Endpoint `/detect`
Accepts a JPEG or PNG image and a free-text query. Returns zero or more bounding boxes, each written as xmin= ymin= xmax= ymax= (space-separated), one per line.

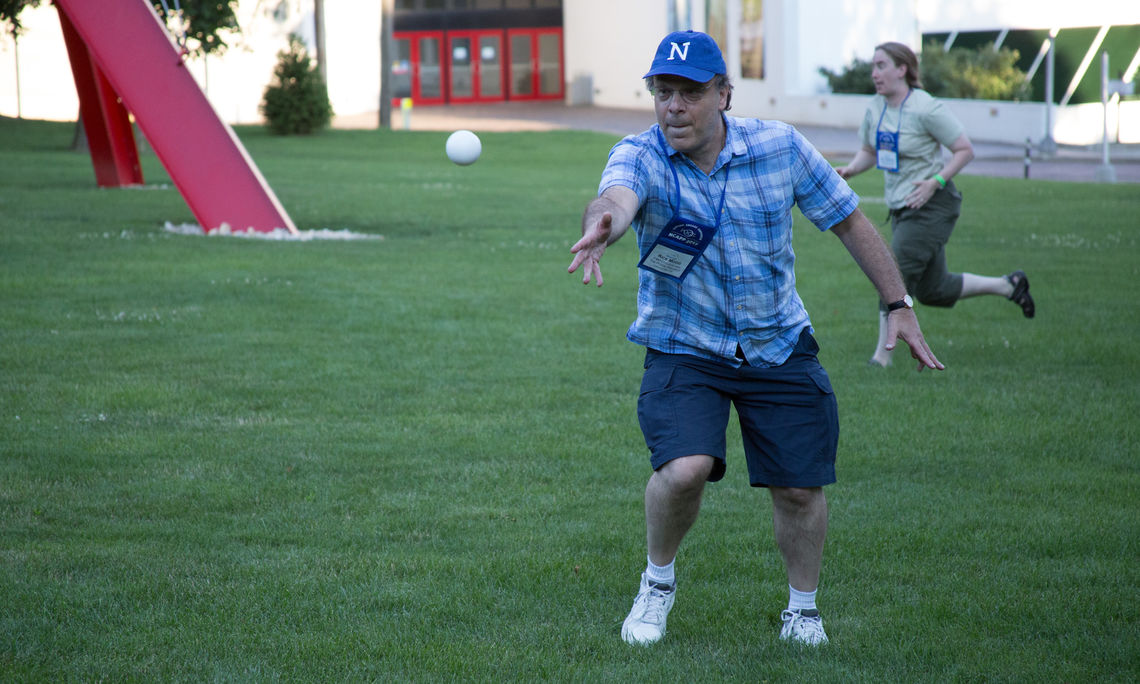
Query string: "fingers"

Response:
xmin=567 ymin=251 xmax=604 ymax=286
xmin=885 ymin=311 xmax=944 ymax=371
xmin=901 ymin=330 xmax=944 ymax=371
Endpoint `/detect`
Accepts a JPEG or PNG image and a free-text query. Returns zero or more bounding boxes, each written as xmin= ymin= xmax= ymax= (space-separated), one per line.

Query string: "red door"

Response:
xmin=395 ymin=28 xmax=562 ymax=105
xmin=447 ymin=30 xmax=506 ymax=104
xmin=507 ymin=28 xmax=563 ymax=101
xmin=393 ymin=31 xmax=446 ymax=106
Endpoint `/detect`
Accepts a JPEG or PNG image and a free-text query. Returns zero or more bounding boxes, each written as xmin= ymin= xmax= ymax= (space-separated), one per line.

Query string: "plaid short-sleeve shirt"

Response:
xmin=599 ymin=116 xmax=859 ymax=367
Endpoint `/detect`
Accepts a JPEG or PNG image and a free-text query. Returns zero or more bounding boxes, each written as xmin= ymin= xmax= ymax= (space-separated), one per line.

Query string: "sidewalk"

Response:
xmin=335 ymin=102 xmax=1140 ymax=184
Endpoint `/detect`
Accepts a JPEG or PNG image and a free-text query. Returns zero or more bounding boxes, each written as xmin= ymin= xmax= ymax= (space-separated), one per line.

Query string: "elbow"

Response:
xmin=958 ymin=143 xmax=976 ymax=165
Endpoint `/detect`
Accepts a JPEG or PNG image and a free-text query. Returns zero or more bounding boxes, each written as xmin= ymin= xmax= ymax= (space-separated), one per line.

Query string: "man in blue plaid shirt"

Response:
xmin=568 ymin=31 xmax=943 ymax=647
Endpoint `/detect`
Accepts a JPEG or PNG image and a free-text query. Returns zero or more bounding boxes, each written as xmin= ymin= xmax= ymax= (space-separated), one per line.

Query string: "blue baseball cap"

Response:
xmin=643 ymin=31 xmax=726 ymax=82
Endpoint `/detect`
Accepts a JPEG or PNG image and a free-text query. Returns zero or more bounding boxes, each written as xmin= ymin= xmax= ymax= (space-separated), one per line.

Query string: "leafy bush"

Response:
xmin=260 ymin=35 xmax=333 ymax=135
xmin=921 ymin=41 xmax=1030 ymax=100
xmin=819 ymin=42 xmax=1030 ymax=100
xmin=819 ymin=57 xmax=875 ymax=95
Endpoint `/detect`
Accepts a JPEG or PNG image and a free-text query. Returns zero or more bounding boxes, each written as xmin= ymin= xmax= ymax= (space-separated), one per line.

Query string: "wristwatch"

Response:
xmin=886 ymin=294 xmax=914 ymax=312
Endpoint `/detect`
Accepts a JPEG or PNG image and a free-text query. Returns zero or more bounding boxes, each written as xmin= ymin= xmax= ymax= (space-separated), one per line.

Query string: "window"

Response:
xmin=669 ymin=0 xmax=692 ymax=32
xmin=740 ymin=0 xmax=763 ymax=79
xmin=705 ymin=0 xmax=727 ymax=59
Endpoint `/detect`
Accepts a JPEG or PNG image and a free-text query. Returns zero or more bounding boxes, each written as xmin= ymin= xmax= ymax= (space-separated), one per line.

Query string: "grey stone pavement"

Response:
xmin=336 ymin=102 xmax=1140 ymax=184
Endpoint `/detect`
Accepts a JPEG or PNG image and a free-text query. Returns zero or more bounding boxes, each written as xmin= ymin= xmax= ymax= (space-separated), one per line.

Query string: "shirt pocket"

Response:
xmin=735 ymin=209 xmax=791 ymax=257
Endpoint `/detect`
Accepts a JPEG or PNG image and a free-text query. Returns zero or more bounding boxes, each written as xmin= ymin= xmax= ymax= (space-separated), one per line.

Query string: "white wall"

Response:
xmin=323 ymin=2 xmax=381 ymax=118
xmin=562 ymin=0 xmax=664 ymax=111
xmin=0 ymin=0 xmax=378 ymax=125
xmin=0 ymin=7 xmax=79 ymax=120
xmin=562 ymin=0 xmax=915 ymax=108
xmin=918 ymin=0 xmax=1140 ymax=32
xmin=780 ymin=0 xmax=918 ymax=96
xmin=2 ymin=0 xmax=1133 ymax=145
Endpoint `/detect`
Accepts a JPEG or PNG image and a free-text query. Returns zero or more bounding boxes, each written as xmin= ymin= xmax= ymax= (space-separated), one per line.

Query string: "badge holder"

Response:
xmin=638 ymin=218 xmax=716 ymax=281
xmin=638 ymin=130 xmax=730 ymax=282
xmin=876 ymin=130 xmax=900 ymax=172
xmin=875 ymin=89 xmax=910 ymax=173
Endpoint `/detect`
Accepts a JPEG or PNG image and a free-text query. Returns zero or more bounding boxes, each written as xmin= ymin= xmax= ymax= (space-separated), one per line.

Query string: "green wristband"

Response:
xmin=933 ymin=174 xmax=947 ymax=188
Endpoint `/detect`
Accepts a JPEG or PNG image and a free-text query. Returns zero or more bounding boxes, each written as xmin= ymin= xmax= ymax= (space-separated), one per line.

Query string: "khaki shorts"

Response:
xmin=887 ymin=181 xmax=965 ymax=308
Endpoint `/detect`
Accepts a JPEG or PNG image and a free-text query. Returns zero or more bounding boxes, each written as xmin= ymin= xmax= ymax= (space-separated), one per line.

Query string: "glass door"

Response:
xmin=417 ymin=33 xmax=444 ymax=105
xmin=507 ymin=28 xmax=563 ymax=101
xmin=477 ymin=33 xmax=504 ymax=100
xmin=536 ymin=29 xmax=563 ymax=98
xmin=393 ymin=31 xmax=446 ymax=106
xmin=448 ymin=31 xmax=505 ymax=103
xmin=508 ymin=30 xmax=534 ymax=99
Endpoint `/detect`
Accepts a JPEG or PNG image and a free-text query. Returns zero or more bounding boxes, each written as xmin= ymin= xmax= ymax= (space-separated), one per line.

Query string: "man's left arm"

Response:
xmin=830 ymin=208 xmax=945 ymax=372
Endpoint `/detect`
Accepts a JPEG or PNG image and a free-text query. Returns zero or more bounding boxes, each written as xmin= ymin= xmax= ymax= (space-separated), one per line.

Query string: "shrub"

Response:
xmin=819 ymin=58 xmax=875 ymax=95
xmin=819 ymin=42 xmax=1030 ymax=100
xmin=260 ymin=35 xmax=333 ymax=135
xmin=920 ymin=41 xmax=1030 ymax=101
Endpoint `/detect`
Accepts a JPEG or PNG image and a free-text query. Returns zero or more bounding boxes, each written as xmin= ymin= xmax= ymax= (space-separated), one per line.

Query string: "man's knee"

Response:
xmin=770 ymin=486 xmax=824 ymax=511
xmin=655 ymin=454 xmax=716 ymax=494
xmin=914 ymin=278 xmax=961 ymax=308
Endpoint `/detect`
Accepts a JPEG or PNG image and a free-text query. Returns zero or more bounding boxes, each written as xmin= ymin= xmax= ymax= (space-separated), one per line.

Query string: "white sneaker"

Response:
xmin=621 ymin=573 xmax=676 ymax=645
xmin=779 ymin=609 xmax=829 ymax=645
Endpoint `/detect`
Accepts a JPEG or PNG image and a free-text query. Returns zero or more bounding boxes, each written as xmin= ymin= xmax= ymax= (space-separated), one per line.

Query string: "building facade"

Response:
xmin=1 ymin=0 xmax=1136 ymax=144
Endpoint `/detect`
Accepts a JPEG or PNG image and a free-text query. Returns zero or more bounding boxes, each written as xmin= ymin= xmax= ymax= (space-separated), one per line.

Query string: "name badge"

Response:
xmin=638 ymin=217 xmax=716 ymax=281
xmin=876 ymin=130 xmax=900 ymax=172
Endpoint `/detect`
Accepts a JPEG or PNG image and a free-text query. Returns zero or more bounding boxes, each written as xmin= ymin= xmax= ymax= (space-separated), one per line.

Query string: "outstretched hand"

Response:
xmin=568 ymin=212 xmax=614 ymax=287
xmin=884 ymin=309 xmax=945 ymax=372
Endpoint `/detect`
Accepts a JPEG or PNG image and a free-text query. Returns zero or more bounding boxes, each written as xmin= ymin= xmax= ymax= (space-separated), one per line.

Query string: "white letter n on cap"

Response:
xmin=668 ymin=41 xmax=690 ymax=61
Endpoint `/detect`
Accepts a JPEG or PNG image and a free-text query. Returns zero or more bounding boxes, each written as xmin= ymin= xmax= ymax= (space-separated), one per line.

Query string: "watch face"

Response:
xmin=903 ymin=294 xmax=914 ymax=308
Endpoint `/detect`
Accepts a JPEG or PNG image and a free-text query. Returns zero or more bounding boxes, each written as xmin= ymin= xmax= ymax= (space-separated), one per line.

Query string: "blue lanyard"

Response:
xmin=876 ymin=88 xmax=912 ymax=139
xmin=656 ymin=128 xmax=731 ymax=228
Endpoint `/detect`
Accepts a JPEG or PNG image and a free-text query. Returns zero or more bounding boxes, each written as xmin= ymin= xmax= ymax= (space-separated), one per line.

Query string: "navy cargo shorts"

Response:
xmin=637 ymin=329 xmax=839 ymax=488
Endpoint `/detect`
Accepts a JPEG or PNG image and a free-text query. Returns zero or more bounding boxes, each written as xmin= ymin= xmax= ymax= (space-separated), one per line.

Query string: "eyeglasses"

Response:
xmin=651 ymin=83 xmax=714 ymax=104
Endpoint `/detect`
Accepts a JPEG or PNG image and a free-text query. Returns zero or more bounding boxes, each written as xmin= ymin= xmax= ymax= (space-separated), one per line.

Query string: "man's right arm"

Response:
xmin=568 ymin=185 xmax=640 ymax=287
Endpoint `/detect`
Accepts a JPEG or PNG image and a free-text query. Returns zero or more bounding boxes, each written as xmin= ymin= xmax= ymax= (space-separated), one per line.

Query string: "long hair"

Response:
xmin=875 ymin=41 xmax=922 ymax=89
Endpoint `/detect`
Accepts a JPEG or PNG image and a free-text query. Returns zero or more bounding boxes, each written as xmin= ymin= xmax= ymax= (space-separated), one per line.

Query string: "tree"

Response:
xmin=818 ymin=43 xmax=1030 ymax=101
xmin=0 ymin=0 xmax=42 ymax=35
xmin=1 ymin=0 xmax=237 ymax=56
xmin=148 ymin=0 xmax=240 ymax=57
xmin=818 ymin=57 xmax=875 ymax=95
xmin=920 ymin=41 xmax=1030 ymax=101
xmin=260 ymin=35 xmax=333 ymax=135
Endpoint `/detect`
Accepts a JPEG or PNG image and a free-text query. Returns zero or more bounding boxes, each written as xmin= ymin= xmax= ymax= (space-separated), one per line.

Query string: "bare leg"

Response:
xmin=869 ymin=310 xmax=893 ymax=367
xmin=645 ymin=455 xmax=715 ymax=566
xmin=770 ymin=487 xmax=828 ymax=591
xmin=960 ymin=273 xmax=1014 ymax=299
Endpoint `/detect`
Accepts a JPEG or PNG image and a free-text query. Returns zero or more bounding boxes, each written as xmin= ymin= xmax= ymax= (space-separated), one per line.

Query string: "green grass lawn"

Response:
xmin=1 ymin=115 xmax=1137 ymax=681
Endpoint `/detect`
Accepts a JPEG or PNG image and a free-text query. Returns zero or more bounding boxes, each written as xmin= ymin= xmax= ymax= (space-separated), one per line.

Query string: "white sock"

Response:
xmin=646 ymin=556 xmax=675 ymax=588
xmin=788 ymin=584 xmax=817 ymax=612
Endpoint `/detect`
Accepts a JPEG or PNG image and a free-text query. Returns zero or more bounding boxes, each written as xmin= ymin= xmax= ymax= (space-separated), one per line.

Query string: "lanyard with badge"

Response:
xmin=875 ymin=89 xmax=911 ymax=173
xmin=638 ymin=130 xmax=730 ymax=282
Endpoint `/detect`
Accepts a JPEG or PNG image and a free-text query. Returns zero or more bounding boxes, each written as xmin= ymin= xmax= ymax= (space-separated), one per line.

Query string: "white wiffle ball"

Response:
xmin=445 ymin=130 xmax=481 ymax=166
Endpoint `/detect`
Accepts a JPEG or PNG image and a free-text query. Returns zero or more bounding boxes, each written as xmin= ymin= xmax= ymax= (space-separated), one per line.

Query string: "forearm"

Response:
xmin=937 ymin=148 xmax=974 ymax=183
xmin=582 ymin=187 xmax=637 ymax=244
xmin=844 ymin=147 xmax=877 ymax=177
xmin=831 ymin=209 xmax=906 ymax=303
